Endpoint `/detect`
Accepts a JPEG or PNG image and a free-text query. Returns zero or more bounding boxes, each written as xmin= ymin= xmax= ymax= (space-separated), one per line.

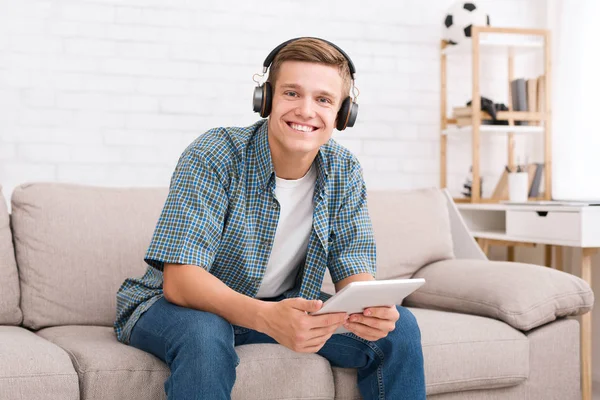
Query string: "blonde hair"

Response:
xmin=267 ymin=38 xmax=352 ymax=99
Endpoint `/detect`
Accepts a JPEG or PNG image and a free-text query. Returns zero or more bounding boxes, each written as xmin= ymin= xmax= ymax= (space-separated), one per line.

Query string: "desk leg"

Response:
xmin=545 ymin=245 xmax=553 ymax=267
xmin=477 ymin=238 xmax=489 ymax=256
xmin=507 ymin=246 xmax=515 ymax=262
xmin=555 ymin=246 xmax=563 ymax=271
xmin=581 ymin=248 xmax=596 ymax=400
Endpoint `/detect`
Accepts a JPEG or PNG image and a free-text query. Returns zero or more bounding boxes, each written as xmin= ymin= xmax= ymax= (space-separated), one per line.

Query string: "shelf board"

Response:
xmin=470 ymin=230 xmax=509 ymax=240
xmin=442 ymin=38 xmax=543 ymax=56
xmin=453 ymin=197 xmax=546 ymax=205
xmin=442 ymin=125 xmax=544 ymax=135
xmin=453 ymin=197 xmax=500 ymax=204
xmin=448 ymin=111 xmax=544 ymax=123
xmin=469 ymin=230 xmax=582 ymax=247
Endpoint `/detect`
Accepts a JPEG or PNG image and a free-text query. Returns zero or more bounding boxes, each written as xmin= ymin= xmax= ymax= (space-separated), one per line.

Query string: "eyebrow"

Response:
xmin=279 ymin=83 xmax=337 ymax=99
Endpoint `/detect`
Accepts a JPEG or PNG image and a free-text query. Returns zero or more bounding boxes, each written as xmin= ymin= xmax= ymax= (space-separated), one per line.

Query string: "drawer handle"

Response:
xmin=536 ymin=211 xmax=548 ymax=217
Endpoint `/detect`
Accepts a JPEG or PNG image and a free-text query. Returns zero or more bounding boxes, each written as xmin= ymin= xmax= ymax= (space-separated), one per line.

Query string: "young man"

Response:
xmin=115 ymin=37 xmax=425 ymax=399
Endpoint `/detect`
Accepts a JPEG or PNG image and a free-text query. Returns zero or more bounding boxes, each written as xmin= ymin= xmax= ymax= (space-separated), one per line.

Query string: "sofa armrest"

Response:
xmin=404 ymin=259 xmax=594 ymax=331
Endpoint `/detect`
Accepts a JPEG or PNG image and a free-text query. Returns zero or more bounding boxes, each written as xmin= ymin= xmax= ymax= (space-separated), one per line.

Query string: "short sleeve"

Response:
xmin=327 ymin=162 xmax=377 ymax=283
xmin=144 ymin=151 xmax=228 ymax=272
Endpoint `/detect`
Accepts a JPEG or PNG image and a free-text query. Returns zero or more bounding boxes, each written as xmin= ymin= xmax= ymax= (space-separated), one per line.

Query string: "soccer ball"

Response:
xmin=443 ymin=1 xmax=490 ymax=45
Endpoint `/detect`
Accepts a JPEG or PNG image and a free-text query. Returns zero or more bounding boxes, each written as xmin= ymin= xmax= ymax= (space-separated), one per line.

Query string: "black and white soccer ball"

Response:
xmin=443 ymin=1 xmax=490 ymax=45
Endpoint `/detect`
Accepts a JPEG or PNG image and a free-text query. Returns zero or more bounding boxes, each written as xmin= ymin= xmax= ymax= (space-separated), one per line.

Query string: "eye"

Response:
xmin=318 ymin=97 xmax=332 ymax=104
xmin=284 ymin=91 xmax=298 ymax=97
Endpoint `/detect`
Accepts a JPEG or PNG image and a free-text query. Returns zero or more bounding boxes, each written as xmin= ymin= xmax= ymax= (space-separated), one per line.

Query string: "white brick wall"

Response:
xmin=0 ymin=0 xmax=546 ymax=201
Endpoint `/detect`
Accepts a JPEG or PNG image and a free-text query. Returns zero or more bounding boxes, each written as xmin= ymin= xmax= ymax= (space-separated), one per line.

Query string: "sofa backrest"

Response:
xmin=0 ymin=186 xmax=23 ymax=325
xmin=321 ymin=187 xmax=455 ymax=294
xmin=10 ymin=183 xmax=454 ymax=329
xmin=368 ymin=188 xmax=455 ymax=279
xmin=11 ymin=183 xmax=168 ymax=330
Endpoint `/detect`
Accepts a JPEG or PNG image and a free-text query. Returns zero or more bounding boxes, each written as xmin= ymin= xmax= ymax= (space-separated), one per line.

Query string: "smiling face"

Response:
xmin=267 ymin=60 xmax=344 ymax=165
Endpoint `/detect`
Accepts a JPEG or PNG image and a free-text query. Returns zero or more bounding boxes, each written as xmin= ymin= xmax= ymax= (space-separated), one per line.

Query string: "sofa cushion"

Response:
xmin=37 ymin=325 xmax=336 ymax=400
xmin=331 ymin=307 xmax=528 ymax=398
xmin=0 ymin=326 xmax=79 ymax=399
xmin=367 ymin=188 xmax=455 ymax=280
xmin=405 ymin=259 xmax=594 ymax=331
xmin=0 ymin=185 xmax=22 ymax=324
xmin=320 ymin=188 xmax=455 ymax=294
xmin=11 ymin=183 xmax=168 ymax=329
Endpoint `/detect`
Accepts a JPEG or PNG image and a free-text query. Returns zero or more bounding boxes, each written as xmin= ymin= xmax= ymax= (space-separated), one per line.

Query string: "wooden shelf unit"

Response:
xmin=440 ymin=26 xmax=552 ymax=203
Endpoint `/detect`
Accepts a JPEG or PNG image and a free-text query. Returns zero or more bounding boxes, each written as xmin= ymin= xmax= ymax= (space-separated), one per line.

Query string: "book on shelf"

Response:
xmin=528 ymin=163 xmax=544 ymax=198
xmin=510 ymin=75 xmax=546 ymax=126
xmin=510 ymin=78 xmax=528 ymax=125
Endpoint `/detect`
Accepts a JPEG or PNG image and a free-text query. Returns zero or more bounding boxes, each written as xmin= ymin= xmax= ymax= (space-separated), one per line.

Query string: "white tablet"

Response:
xmin=311 ymin=278 xmax=426 ymax=334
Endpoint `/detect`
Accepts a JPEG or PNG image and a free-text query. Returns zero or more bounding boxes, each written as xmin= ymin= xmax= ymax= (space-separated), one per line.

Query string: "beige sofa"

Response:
xmin=0 ymin=182 xmax=594 ymax=400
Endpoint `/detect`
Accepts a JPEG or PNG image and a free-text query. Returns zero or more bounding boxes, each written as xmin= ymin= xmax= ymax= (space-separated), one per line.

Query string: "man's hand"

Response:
xmin=343 ymin=305 xmax=399 ymax=342
xmin=258 ymin=298 xmax=348 ymax=353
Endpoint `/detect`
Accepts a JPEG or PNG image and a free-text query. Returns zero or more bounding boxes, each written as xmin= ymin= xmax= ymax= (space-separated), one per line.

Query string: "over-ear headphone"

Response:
xmin=252 ymin=37 xmax=359 ymax=131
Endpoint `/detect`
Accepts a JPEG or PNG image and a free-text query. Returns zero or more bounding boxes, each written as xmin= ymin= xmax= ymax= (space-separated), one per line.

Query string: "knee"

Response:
xmin=390 ymin=306 xmax=422 ymax=344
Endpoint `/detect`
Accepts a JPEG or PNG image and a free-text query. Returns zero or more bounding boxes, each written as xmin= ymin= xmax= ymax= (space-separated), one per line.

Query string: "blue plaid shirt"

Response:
xmin=114 ymin=119 xmax=376 ymax=344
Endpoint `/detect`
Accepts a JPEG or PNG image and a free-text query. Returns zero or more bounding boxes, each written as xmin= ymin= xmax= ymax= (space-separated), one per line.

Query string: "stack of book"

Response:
xmin=451 ymin=107 xmax=493 ymax=126
xmin=510 ymin=75 xmax=546 ymax=125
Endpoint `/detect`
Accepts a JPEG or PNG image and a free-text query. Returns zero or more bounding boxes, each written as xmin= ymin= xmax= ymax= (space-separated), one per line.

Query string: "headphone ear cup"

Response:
xmin=253 ymin=85 xmax=263 ymax=114
xmin=261 ymin=82 xmax=272 ymax=118
xmin=252 ymin=82 xmax=273 ymax=118
xmin=346 ymin=101 xmax=358 ymax=128
xmin=337 ymin=97 xmax=357 ymax=131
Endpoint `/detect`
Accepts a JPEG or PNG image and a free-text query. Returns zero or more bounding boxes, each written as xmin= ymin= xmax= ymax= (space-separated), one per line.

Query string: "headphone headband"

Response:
xmin=253 ymin=37 xmax=359 ymax=130
xmin=262 ymin=37 xmax=356 ymax=80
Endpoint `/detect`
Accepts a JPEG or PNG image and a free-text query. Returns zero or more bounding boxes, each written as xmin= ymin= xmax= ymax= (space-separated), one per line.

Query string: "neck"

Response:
xmin=268 ymin=140 xmax=317 ymax=180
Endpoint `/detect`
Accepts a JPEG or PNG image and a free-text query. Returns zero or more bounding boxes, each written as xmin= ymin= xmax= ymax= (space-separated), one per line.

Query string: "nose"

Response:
xmin=295 ymin=96 xmax=316 ymax=119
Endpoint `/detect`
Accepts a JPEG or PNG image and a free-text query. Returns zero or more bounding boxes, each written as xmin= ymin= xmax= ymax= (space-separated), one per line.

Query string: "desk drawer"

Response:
xmin=506 ymin=210 xmax=581 ymax=242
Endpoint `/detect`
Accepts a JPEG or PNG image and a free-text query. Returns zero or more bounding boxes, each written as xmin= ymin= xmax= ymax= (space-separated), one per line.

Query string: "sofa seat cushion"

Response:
xmin=331 ymin=307 xmax=529 ymax=399
xmin=37 ymin=325 xmax=336 ymax=400
xmin=0 ymin=326 xmax=79 ymax=399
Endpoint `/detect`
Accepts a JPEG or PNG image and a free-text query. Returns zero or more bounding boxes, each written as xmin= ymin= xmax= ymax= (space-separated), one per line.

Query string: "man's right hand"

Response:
xmin=258 ymin=298 xmax=348 ymax=353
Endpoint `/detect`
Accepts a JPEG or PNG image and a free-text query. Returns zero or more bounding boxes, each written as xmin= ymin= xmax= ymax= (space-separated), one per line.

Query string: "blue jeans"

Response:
xmin=129 ymin=296 xmax=425 ymax=400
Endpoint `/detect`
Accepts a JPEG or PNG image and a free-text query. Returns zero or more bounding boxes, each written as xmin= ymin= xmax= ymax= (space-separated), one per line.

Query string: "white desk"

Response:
xmin=457 ymin=202 xmax=600 ymax=400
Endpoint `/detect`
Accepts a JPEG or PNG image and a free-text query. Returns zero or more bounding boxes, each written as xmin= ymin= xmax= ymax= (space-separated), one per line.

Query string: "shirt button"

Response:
xmin=271 ymin=202 xmax=277 ymax=209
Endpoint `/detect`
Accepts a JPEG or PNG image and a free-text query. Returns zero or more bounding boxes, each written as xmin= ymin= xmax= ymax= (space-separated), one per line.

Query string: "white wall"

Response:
xmin=0 ymin=0 xmax=544 ymax=202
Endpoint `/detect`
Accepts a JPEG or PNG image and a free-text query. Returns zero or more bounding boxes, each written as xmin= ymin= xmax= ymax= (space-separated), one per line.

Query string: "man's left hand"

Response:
xmin=343 ymin=305 xmax=399 ymax=342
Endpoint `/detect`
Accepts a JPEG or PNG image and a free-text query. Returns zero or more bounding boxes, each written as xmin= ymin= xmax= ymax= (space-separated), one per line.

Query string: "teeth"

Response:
xmin=289 ymin=123 xmax=315 ymax=133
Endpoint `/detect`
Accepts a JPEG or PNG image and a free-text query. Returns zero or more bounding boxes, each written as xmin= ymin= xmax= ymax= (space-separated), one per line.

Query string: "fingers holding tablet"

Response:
xmin=343 ymin=305 xmax=399 ymax=341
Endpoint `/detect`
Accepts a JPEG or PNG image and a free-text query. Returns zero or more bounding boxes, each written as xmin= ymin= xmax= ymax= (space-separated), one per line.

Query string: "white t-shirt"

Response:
xmin=256 ymin=165 xmax=317 ymax=298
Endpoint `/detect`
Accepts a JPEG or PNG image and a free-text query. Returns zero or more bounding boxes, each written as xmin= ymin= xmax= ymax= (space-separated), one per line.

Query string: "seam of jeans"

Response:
xmin=339 ymin=332 xmax=385 ymax=399
xmin=339 ymin=332 xmax=385 ymax=359
xmin=377 ymin=364 xmax=385 ymax=400
xmin=232 ymin=325 xmax=241 ymax=367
